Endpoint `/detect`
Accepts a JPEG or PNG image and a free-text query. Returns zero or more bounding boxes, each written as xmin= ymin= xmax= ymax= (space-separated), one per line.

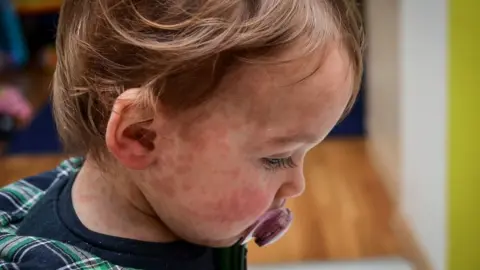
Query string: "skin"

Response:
xmin=72 ymin=42 xmax=354 ymax=248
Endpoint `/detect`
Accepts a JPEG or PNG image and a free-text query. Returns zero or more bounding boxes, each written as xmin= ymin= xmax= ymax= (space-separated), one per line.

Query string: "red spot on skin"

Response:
xmin=229 ymin=168 xmax=241 ymax=180
xmin=177 ymin=154 xmax=194 ymax=163
xmin=216 ymin=140 xmax=231 ymax=158
xmin=175 ymin=164 xmax=192 ymax=175
xmin=200 ymin=185 xmax=208 ymax=195
xmin=152 ymin=175 xmax=176 ymax=198
xmin=160 ymin=155 xmax=175 ymax=168
xmin=181 ymin=182 xmax=193 ymax=192
xmin=193 ymin=136 xmax=207 ymax=152
xmin=214 ymin=126 xmax=229 ymax=138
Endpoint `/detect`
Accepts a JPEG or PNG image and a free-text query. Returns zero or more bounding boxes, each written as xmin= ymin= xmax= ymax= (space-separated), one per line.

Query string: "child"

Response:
xmin=0 ymin=0 xmax=364 ymax=269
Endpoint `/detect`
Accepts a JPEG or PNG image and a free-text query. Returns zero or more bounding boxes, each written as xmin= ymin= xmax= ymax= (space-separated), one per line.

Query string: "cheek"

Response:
xmin=187 ymin=183 xmax=271 ymax=227
xmin=151 ymin=163 xmax=271 ymax=227
xmin=147 ymin=122 xmax=272 ymax=227
xmin=217 ymin=186 xmax=270 ymax=222
xmin=177 ymin=158 xmax=272 ymax=226
xmin=195 ymin=142 xmax=271 ymax=223
xmin=143 ymin=150 xmax=180 ymax=198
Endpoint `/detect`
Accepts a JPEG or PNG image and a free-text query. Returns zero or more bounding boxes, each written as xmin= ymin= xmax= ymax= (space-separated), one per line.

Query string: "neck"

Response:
xmin=72 ymin=158 xmax=178 ymax=242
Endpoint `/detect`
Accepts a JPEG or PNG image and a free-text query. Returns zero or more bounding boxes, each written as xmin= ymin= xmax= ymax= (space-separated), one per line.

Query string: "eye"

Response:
xmin=261 ymin=157 xmax=297 ymax=171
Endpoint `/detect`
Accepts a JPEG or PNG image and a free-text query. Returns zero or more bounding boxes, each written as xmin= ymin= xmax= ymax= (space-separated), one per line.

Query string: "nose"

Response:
xmin=275 ymin=169 xmax=305 ymax=199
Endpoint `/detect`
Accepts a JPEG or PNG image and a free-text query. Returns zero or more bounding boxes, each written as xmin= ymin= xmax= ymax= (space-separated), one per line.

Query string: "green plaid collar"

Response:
xmin=0 ymin=157 xmax=135 ymax=270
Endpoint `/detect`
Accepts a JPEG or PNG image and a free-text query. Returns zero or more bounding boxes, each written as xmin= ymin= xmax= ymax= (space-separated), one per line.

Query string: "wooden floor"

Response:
xmin=0 ymin=139 xmax=401 ymax=264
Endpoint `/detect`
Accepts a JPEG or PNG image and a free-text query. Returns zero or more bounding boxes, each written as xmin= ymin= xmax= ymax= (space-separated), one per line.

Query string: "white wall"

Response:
xmin=365 ymin=1 xmax=447 ymax=270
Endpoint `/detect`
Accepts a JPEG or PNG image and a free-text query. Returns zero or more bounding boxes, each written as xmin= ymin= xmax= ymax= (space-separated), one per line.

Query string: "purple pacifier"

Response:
xmin=240 ymin=208 xmax=293 ymax=247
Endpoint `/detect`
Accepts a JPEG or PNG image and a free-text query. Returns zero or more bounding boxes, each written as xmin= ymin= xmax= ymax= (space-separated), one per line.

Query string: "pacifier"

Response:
xmin=240 ymin=208 xmax=293 ymax=247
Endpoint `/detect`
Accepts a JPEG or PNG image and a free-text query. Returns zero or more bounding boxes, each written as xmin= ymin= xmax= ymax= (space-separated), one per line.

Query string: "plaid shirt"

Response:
xmin=0 ymin=157 xmax=133 ymax=270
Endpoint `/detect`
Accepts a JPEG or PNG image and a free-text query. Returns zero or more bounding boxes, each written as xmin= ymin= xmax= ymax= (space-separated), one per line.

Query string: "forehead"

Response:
xmin=218 ymin=43 xmax=354 ymax=136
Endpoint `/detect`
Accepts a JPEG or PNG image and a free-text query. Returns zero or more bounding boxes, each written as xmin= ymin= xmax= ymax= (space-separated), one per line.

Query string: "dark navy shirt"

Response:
xmin=9 ymin=158 xmax=218 ymax=270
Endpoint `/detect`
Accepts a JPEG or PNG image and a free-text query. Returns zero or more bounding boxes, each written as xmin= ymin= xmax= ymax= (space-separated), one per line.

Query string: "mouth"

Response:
xmin=239 ymin=204 xmax=293 ymax=247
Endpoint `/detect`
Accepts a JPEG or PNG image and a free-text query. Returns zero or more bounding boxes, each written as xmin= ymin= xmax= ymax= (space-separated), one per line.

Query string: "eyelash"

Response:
xmin=261 ymin=157 xmax=297 ymax=171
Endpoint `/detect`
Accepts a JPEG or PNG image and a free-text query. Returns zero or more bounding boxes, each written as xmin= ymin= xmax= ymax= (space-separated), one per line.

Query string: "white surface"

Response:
xmin=249 ymin=258 xmax=413 ymax=270
xmin=365 ymin=1 xmax=447 ymax=270
xmin=400 ymin=2 xmax=447 ymax=270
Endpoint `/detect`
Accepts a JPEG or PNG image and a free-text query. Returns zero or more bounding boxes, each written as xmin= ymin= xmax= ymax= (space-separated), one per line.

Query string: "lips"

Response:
xmin=240 ymin=207 xmax=293 ymax=247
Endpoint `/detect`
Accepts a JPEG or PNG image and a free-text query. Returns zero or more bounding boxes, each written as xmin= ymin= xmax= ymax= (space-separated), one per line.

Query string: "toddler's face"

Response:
xmin=137 ymin=44 xmax=353 ymax=247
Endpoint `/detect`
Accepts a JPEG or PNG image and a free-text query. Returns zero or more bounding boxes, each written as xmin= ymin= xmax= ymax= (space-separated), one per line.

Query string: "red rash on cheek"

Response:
xmin=160 ymin=155 xmax=175 ymax=168
xmin=218 ymin=187 xmax=269 ymax=223
xmin=174 ymin=164 xmax=192 ymax=175
xmin=181 ymin=182 xmax=193 ymax=192
xmin=193 ymin=135 xmax=208 ymax=152
xmin=151 ymin=175 xmax=176 ymax=198
xmin=229 ymin=168 xmax=241 ymax=180
xmin=190 ymin=186 xmax=269 ymax=225
xmin=216 ymin=139 xmax=232 ymax=159
xmin=177 ymin=153 xmax=194 ymax=163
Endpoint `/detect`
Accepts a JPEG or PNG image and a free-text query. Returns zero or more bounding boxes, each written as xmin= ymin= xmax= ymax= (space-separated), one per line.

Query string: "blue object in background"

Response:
xmin=329 ymin=88 xmax=365 ymax=136
xmin=0 ymin=0 xmax=29 ymax=67
xmin=329 ymin=71 xmax=366 ymax=137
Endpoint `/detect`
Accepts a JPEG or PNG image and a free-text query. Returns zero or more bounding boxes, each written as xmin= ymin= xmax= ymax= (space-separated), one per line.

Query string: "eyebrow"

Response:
xmin=268 ymin=133 xmax=319 ymax=145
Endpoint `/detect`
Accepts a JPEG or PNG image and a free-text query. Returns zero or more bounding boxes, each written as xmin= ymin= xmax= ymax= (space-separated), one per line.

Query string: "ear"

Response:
xmin=105 ymin=88 xmax=158 ymax=170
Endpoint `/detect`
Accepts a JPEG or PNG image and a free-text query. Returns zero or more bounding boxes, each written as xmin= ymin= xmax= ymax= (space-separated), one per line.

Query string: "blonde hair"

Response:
xmin=53 ymin=0 xmax=365 ymax=161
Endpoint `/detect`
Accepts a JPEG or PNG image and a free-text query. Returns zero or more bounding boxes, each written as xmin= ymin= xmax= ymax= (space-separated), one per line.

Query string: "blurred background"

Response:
xmin=0 ymin=0 xmax=478 ymax=269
